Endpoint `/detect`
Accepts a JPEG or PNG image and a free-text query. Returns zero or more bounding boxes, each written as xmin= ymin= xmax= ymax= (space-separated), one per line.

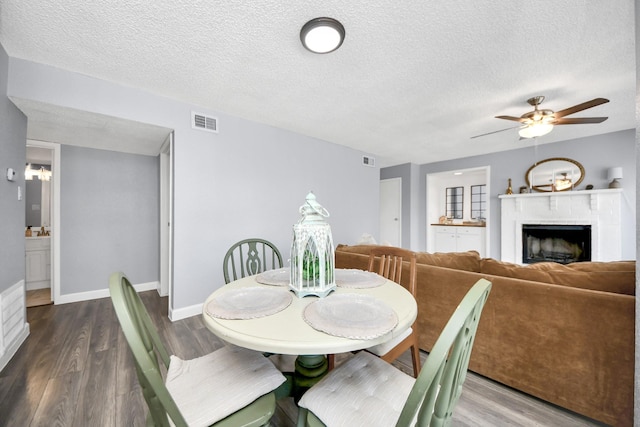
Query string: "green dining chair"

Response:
xmin=223 ymin=238 xmax=283 ymax=284
xmin=109 ymin=272 xmax=286 ymax=427
xmin=298 ymin=278 xmax=492 ymax=427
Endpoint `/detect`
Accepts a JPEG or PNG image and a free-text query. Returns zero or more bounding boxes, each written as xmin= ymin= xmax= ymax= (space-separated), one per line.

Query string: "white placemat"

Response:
xmin=303 ymin=294 xmax=398 ymax=339
xmin=335 ymin=269 xmax=387 ymax=288
xmin=255 ymin=267 xmax=290 ymax=286
xmin=206 ymin=287 xmax=293 ymax=319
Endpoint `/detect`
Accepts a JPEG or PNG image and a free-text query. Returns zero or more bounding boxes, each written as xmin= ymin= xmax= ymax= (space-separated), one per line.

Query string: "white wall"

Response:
xmin=6 ymin=57 xmax=379 ymax=313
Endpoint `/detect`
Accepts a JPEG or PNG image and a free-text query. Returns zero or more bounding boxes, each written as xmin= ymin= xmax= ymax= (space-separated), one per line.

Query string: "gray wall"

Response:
xmin=0 ymin=43 xmax=27 ymax=293
xmin=60 ymin=145 xmax=159 ymax=294
xmin=6 ymin=56 xmax=379 ymax=310
xmin=420 ymin=129 xmax=636 ymax=259
xmin=381 ymin=129 xmax=635 ymax=260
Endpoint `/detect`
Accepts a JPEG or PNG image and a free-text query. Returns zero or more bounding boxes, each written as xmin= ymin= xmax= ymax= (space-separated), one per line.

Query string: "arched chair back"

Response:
xmin=300 ymin=279 xmax=492 ymax=427
xmin=223 ymin=238 xmax=283 ymax=284
xmin=398 ymin=278 xmax=491 ymax=425
xmin=109 ymin=272 xmax=284 ymax=427
xmin=109 ymin=272 xmax=188 ymax=426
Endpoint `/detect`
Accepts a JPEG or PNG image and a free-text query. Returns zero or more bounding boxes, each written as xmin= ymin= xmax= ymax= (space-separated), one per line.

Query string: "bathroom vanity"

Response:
xmin=25 ymin=236 xmax=50 ymax=290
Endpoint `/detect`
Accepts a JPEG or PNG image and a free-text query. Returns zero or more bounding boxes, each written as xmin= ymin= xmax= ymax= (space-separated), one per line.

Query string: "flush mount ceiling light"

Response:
xmin=300 ymin=17 xmax=345 ymax=54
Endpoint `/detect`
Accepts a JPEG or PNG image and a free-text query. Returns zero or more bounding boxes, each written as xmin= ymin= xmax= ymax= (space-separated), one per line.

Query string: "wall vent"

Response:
xmin=362 ymin=156 xmax=376 ymax=167
xmin=191 ymin=112 xmax=218 ymax=133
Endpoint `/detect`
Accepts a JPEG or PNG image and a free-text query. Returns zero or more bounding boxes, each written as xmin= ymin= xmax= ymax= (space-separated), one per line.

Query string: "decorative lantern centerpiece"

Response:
xmin=290 ymin=192 xmax=336 ymax=298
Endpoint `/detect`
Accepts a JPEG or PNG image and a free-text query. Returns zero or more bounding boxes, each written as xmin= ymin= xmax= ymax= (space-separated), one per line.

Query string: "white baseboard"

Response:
xmin=169 ymin=302 xmax=203 ymax=322
xmin=55 ymin=281 xmax=159 ymax=305
xmin=0 ymin=322 xmax=29 ymax=372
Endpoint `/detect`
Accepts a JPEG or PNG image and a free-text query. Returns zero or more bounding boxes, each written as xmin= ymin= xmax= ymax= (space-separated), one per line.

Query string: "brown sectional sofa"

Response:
xmin=335 ymin=244 xmax=635 ymax=427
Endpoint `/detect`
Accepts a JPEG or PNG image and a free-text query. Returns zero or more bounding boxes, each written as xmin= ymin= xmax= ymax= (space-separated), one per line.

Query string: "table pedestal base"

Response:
xmin=293 ymin=354 xmax=328 ymax=400
xmin=274 ymin=354 xmax=329 ymax=403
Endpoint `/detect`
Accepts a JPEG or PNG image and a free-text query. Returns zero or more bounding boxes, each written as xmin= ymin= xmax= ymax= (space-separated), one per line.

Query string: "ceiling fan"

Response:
xmin=471 ymin=96 xmax=609 ymax=139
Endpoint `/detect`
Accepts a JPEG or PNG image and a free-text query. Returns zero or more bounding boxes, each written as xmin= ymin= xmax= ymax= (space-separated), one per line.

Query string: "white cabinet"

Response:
xmin=25 ymin=237 xmax=51 ymax=290
xmin=433 ymin=226 xmax=485 ymax=257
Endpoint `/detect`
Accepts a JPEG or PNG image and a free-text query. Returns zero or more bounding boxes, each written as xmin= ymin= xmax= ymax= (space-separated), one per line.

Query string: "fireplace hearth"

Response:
xmin=522 ymin=224 xmax=591 ymax=264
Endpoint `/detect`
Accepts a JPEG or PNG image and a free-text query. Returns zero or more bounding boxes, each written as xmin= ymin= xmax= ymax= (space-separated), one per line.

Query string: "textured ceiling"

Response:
xmin=1 ymin=0 xmax=636 ymax=167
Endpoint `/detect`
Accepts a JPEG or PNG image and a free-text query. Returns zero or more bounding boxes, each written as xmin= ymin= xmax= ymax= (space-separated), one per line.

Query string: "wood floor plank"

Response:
xmin=51 ymin=300 xmax=93 ymax=378
xmin=115 ymin=388 xmax=146 ymax=427
xmin=29 ymin=371 xmax=82 ymax=427
xmin=0 ymin=291 xmax=610 ymax=427
xmin=115 ymin=328 xmax=141 ymax=397
xmin=72 ymin=347 xmax=117 ymax=427
xmin=89 ymin=297 xmax=118 ymax=353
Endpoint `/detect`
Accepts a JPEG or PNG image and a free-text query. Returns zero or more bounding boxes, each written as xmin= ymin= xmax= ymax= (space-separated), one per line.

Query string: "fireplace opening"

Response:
xmin=522 ymin=224 xmax=591 ymax=264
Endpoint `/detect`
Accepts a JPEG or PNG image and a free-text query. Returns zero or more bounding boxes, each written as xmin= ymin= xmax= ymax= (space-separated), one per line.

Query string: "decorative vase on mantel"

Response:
xmin=506 ymin=178 xmax=513 ymax=195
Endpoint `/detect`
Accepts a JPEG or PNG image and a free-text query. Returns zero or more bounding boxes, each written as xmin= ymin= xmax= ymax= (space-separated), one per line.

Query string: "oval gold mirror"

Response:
xmin=525 ymin=157 xmax=585 ymax=192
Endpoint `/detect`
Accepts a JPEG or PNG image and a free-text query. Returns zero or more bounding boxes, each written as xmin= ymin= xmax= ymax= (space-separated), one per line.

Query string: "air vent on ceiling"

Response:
xmin=191 ymin=111 xmax=218 ymax=133
xmin=362 ymin=156 xmax=376 ymax=167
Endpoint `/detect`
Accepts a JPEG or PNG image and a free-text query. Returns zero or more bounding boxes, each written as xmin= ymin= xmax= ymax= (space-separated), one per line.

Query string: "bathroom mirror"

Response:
xmin=26 ymin=146 xmax=52 ymax=228
xmin=525 ymin=157 xmax=585 ymax=192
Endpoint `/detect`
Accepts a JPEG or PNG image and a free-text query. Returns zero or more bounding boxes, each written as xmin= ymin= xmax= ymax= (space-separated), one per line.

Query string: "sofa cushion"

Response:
xmin=414 ymin=251 xmax=481 ymax=272
xmin=480 ymin=258 xmax=635 ymax=295
xmin=563 ymin=260 xmax=635 ymax=272
xmin=480 ymin=258 xmax=552 ymax=283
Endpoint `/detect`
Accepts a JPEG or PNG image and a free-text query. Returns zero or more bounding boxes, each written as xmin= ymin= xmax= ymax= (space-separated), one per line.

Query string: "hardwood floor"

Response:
xmin=25 ymin=288 xmax=53 ymax=308
xmin=0 ymin=291 xmax=606 ymax=426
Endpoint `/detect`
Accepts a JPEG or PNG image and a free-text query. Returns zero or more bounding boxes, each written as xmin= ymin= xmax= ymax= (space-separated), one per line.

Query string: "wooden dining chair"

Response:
xmin=223 ymin=238 xmax=283 ymax=284
xmin=109 ymin=272 xmax=286 ymax=427
xmin=328 ymin=246 xmax=420 ymax=376
xmin=366 ymin=246 xmax=420 ymax=376
xmin=299 ymin=279 xmax=492 ymax=427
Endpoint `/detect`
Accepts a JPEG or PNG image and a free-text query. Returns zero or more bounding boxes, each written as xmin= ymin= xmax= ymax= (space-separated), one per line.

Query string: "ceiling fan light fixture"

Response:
xmin=519 ymin=123 xmax=554 ymax=139
xmin=300 ymin=17 xmax=345 ymax=54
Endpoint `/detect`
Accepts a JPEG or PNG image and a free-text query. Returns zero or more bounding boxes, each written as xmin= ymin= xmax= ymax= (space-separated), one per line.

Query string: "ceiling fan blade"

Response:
xmin=553 ymin=117 xmax=608 ymax=124
xmin=495 ymin=115 xmax=527 ymax=123
xmin=553 ymin=98 xmax=609 ymax=118
xmin=471 ymin=125 xmax=522 ymax=139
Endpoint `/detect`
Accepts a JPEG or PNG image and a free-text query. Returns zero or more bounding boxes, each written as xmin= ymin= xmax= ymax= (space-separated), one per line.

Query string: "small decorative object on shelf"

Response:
xmin=506 ymin=178 xmax=513 ymax=195
xmin=607 ymin=167 xmax=623 ymax=188
xmin=519 ymin=186 xmax=528 ymax=194
xmin=290 ymin=192 xmax=336 ymax=298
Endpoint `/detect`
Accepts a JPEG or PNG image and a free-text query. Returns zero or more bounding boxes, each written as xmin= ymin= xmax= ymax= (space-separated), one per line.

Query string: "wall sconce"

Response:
xmin=607 ymin=167 xmax=623 ymax=188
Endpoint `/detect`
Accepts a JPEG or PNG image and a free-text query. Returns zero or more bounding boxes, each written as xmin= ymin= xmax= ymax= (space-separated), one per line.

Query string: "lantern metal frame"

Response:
xmin=290 ymin=193 xmax=336 ymax=298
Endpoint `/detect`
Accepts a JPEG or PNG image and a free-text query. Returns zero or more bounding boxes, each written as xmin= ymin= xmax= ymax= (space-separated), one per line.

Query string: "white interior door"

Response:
xmin=160 ymin=132 xmax=173 ymax=300
xmin=379 ymin=178 xmax=402 ymax=247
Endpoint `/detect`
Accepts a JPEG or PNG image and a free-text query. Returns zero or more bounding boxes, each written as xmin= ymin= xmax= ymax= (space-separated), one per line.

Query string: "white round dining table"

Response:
xmin=201 ymin=272 xmax=417 ymax=356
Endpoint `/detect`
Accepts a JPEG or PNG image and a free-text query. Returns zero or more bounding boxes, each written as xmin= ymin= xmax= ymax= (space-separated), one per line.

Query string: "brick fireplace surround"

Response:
xmin=499 ymin=189 xmax=622 ymax=264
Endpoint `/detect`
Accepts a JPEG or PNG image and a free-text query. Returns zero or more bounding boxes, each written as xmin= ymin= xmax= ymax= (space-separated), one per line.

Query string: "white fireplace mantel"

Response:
xmin=499 ymin=189 xmax=622 ymax=263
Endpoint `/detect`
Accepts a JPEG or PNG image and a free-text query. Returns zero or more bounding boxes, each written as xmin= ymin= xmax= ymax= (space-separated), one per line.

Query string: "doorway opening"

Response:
xmin=25 ymin=140 xmax=60 ymax=306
